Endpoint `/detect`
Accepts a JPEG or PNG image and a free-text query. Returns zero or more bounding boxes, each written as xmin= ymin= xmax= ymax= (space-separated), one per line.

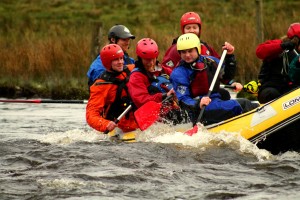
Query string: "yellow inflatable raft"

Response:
xmin=109 ymin=88 xmax=300 ymax=154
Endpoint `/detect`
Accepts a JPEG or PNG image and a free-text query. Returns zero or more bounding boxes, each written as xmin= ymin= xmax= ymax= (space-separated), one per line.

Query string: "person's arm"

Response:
xmin=86 ymin=81 xmax=114 ymax=132
xmin=222 ymin=54 xmax=236 ymax=84
xmin=256 ymin=39 xmax=283 ymax=60
xmin=127 ymin=72 xmax=163 ymax=108
xmin=205 ymin=55 xmax=236 ymax=86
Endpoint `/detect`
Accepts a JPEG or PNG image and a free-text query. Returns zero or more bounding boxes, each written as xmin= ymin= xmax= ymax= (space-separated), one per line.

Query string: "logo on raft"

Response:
xmin=282 ymin=96 xmax=300 ymax=110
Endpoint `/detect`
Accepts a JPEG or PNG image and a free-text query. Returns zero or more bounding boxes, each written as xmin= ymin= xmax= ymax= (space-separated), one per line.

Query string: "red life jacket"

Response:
xmin=190 ymin=58 xmax=221 ymax=97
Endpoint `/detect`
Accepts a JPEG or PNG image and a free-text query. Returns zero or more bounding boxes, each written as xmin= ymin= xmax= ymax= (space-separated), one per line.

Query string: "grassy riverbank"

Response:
xmin=0 ymin=0 xmax=299 ymax=99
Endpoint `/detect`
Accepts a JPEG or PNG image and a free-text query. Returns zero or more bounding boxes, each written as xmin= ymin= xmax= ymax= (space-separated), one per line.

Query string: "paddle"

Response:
xmin=103 ymin=105 xmax=132 ymax=134
xmin=0 ymin=99 xmax=88 ymax=104
xmin=134 ymin=95 xmax=174 ymax=131
xmin=220 ymin=85 xmax=236 ymax=89
xmin=185 ymin=49 xmax=228 ymax=136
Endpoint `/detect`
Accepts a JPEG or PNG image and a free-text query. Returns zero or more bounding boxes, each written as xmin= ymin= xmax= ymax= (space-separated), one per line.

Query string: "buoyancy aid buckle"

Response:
xmin=190 ymin=62 xmax=207 ymax=71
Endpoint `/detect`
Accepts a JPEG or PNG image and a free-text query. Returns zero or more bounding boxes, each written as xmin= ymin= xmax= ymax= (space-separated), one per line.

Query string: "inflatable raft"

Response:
xmin=109 ymin=88 xmax=300 ymax=154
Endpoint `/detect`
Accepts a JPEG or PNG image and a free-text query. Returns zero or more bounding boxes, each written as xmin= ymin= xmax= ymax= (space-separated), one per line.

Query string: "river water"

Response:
xmin=1 ymin=102 xmax=299 ymax=200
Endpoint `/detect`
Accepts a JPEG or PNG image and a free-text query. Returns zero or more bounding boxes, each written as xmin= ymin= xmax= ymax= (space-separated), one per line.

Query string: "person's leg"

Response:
xmin=218 ymin=88 xmax=231 ymax=100
xmin=235 ymin=98 xmax=259 ymax=113
xmin=258 ymin=87 xmax=281 ymax=104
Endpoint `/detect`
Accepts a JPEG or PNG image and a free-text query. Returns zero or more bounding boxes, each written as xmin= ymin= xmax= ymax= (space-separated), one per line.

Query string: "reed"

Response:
xmin=0 ymin=0 xmax=299 ymax=98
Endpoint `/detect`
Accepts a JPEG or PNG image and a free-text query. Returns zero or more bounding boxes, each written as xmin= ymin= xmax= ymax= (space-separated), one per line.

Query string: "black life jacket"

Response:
xmin=258 ymin=50 xmax=297 ymax=89
xmin=97 ymin=68 xmax=132 ymax=120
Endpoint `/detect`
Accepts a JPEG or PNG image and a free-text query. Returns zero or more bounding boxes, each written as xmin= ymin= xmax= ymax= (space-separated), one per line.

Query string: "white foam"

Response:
xmin=39 ymin=128 xmax=106 ymax=145
xmin=140 ymin=123 xmax=273 ymax=161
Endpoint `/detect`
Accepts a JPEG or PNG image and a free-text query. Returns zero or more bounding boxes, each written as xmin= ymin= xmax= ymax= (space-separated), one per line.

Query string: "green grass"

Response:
xmin=0 ymin=0 xmax=299 ymax=99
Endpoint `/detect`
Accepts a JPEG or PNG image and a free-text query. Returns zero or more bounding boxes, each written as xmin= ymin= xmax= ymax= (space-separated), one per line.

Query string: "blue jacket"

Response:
xmin=87 ymin=53 xmax=135 ymax=86
xmin=170 ymin=55 xmax=242 ymax=125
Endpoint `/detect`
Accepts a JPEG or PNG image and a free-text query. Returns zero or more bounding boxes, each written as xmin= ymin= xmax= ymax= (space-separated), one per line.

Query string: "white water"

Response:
xmin=1 ymin=102 xmax=300 ymax=200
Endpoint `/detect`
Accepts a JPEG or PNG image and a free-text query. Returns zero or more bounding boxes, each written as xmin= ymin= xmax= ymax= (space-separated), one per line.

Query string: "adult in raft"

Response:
xmin=256 ymin=22 xmax=300 ymax=103
xmin=87 ymin=24 xmax=136 ymax=87
xmin=127 ymin=38 xmax=183 ymax=125
xmin=86 ymin=44 xmax=138 ymax=134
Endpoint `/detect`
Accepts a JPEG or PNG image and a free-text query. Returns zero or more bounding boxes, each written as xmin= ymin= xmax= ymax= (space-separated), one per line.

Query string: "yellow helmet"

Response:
xmin=177 ymin=33 xmax=201 ymax=54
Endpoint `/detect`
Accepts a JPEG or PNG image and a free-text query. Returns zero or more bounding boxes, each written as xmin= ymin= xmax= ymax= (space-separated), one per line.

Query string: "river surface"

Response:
xmin=0 ymin=102 xmax=299 ymax=200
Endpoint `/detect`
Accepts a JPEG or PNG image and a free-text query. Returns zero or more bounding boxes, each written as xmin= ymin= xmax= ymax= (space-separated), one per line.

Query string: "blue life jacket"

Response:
xmin=151 ymin=75 xmax=173 ymax=93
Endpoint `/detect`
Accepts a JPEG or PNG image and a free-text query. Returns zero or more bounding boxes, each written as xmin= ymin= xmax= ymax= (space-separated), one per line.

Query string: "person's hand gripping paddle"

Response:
xmin=103 ymin=105 xmax=132 ymax=134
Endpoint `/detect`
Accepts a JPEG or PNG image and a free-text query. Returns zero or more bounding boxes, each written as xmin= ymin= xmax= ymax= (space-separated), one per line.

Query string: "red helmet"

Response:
xmin=100 ymin=44 xmax=124 ymax=70
xmin=180 ymin=12 xmax=202 ymax=34
xmin=287 ymin=23 xmax=300 ymax=39
xmin=136 ymin=38 xmax=159 ymax=59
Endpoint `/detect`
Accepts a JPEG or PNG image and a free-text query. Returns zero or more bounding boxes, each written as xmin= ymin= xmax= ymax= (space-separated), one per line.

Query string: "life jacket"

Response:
xmin=150 ymin=75 xmax=173 ymax=93
xmin=131 ymin=61 xmax=172 ymax=94
xmin=258 ymin=50 xmax=297 ymax=87
xmin=189 ymin=56 xmax=222 ymax=97
xmin=130 ymin=63 xmax=180 ymax=123
xmin=97 ymin=67 xmax=132 ymax=121
xmin=289 ymin=55 xmax=300 ymax=85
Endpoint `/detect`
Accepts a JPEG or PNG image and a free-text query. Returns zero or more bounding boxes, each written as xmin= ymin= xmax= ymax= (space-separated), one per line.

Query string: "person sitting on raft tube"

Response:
xmin=256 ymin=22 xmax=300 ymax=103
xmin=127 ymin=38 xmax=183 ymax=125
xmin=86 ymin=44 xmax=138 ymax=134
xmin=170 ymin=33 xmax=259 ymax=125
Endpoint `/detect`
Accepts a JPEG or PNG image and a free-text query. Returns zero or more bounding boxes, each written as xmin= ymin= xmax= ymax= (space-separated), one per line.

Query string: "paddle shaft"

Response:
xmin=103 ymin=104 xmax=132 ymax=134
xmin=0 ymin=99 xmax=88 ymax=104
xmin=193 ymin=49 xmax=228 ymax=126
xmin=220 ymin=84 xmax=236 ymax=89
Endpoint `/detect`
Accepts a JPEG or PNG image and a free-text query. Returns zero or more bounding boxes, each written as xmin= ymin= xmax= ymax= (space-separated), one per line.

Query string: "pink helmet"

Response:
xmin=136 ymin=38 xmax=159 ymax=59
xmin=100 ymin=44 xmax=124 ymax=70
xmin=180 ymin=12 xmax=202 ymax=34
xmin=287 ymin=23 xmax=300 ymax=39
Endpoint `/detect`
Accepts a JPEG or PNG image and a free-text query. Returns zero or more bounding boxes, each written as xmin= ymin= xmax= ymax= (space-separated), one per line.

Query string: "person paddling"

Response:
xmin=86 ymin=44 xmax=138 ymax=134
xmin=162 ymin=11 xmax=237 ymax=100
xmin=170 ymin=33 xmax=258 ymax=125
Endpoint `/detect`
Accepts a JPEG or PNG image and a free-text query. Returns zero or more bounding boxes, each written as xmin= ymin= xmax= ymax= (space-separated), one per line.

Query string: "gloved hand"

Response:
xmin=243 ymin=80 xmax=261 ymax=94
xmin=280 ymin=41 xmax=296 ymax=50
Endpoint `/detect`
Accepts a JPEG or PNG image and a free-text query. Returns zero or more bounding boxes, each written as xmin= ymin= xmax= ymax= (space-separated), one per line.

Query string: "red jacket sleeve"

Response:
xmin=127 ymin=72 xmax=163 ymax=108
xmin=256 ymin=39 xmax=283 ymax=60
